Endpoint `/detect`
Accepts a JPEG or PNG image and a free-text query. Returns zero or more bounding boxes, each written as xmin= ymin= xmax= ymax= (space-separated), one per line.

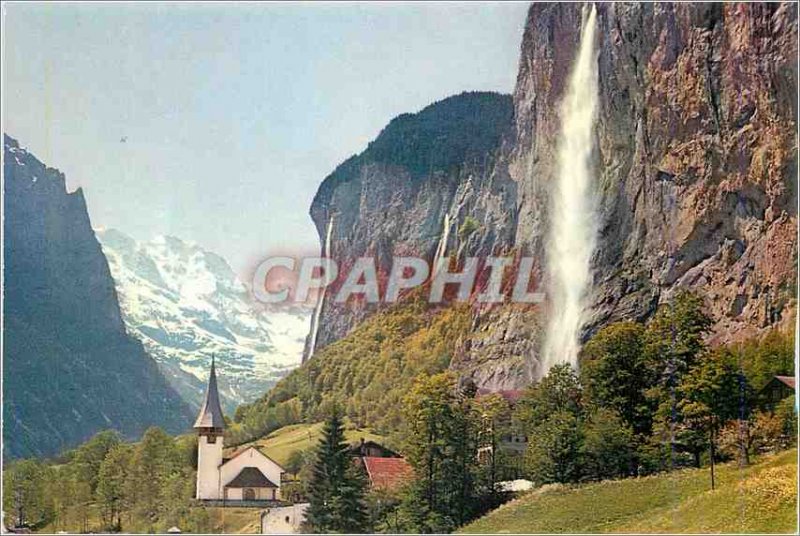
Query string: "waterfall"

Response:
xmin=542 ymin=4 xmax=599 ymax=372
xmin=307 ymin=215 xmax=334 ymax=361
xmin=432 ymin=212 xmax=451 ymax=276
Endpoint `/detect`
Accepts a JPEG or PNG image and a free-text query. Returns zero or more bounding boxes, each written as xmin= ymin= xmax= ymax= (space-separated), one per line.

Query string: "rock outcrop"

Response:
xmin=306 ymin=91 xmax=518 ymax=359
xmin=308 ymin=3 xmax=797 ymax=387
xmin=3 ymin=135 xmax=193 ymax=459
xmin=510 ymin=2 xmax=797 ymax=344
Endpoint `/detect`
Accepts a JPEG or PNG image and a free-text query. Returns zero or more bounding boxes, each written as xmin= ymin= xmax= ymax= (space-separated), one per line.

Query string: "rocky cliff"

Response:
xmin=308 ymin=3 xmax=797 ymax=388
xmin=3 ymin=135 xmax=193 ymax=459
xmin=512 ymin=2 xmax=797 ymax=344
xmin=306 ymin=91 xmax=518 ymax=359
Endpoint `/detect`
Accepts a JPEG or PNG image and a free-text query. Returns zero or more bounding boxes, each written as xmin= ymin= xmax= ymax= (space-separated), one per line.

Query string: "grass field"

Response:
xmin=226 ymin=421 xmax=386 ymax=466
xmin=206 ymin=507 xmax=261 ymax=534
xmin=461 ymin=449 xmax=798 ymax=534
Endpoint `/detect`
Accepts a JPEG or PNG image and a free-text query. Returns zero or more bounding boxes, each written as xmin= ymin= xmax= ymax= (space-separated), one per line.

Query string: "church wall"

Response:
xmin=220 ymin=447 xmax=284 ymax=500
xmin=196 ymin=434 xmax=223 ymax=499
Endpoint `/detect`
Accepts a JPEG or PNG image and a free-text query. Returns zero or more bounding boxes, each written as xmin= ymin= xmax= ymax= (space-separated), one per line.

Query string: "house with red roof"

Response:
xmin=349 ymin=438 xmax=413 ymax=491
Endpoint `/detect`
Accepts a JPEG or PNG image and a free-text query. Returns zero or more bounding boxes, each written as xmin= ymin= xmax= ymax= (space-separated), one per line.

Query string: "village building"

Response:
xmin=349 ymin=438 xmax=413 ymax=491
xmin=194 ymin=357 xmax=285 ymax=503
xmin=476 ymin=388 xmax=528 ymax=458
xmin=759 ymin=375 xmax=796 ymax=411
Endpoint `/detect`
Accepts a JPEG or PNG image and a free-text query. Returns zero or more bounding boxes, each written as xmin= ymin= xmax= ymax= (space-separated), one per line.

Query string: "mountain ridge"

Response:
xmin=3 ymin=134 xmax=194 ymax=459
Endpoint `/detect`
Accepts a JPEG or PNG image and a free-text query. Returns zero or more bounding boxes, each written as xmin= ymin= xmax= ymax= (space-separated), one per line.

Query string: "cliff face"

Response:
xmin=3 ymin=135 xmax=193 ymax=459
xmin=306 ymin=92 xmax=517 ymax=358
xmin=308 ymin=4 xmax=798 ymax=387
xmin=510 ymin=2 xmax=797 ymax=343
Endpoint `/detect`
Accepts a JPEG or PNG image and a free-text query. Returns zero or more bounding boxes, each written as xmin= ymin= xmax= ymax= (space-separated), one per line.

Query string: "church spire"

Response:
xmin=194 ymin=355 xmax=226 ymax=430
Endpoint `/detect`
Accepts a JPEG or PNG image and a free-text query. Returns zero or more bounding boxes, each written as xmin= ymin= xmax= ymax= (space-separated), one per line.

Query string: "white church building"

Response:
xmin=194 ymin=357 xmax=285 ymax=502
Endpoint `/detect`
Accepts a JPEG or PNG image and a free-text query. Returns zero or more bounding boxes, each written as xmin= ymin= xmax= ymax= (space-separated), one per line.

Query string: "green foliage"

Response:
xmin=516 ymin=363 xmax=583 ymax=432
xmin=524 ymin=410 xmax=584 ymax=485
xmin=304 ymin=406 xmax=368 ymax=533
xmin=581 ymin=321 xmax=653 ymax=435
xmin=461 ymin=449 xmax=798 ymax=534
xmin=69 ymin=430 xmax=122 ymax=494
xmin=458 ymin=216 xmax=480 ymax=241
xmin=2 ymin=458 xmax=54 ymax=528
xmin=738 ymin=329 xmax=795 ymax=391
xmin=400 ymin=372 xmax=479 ymax=533
xmin=582 ymin=408 xmax=636 ymax=481
xmin=234 ymin=298 xmax=472 ymax=443
xmin=473 ymin=393 xmax=513 ymax=493
xmin=96 ymin=444 xmax=131 ymax=529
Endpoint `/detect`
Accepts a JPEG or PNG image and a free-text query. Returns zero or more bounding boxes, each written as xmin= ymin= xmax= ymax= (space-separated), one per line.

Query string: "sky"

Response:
xmin=3 ymin=1 xmax=529 ymax=277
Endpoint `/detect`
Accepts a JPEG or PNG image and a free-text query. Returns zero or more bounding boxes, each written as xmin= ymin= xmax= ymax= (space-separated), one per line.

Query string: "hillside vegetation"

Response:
xmin=460 ymin=449 xmax=798 ymax=534
xmin=231 ymin=295 xmax=471 ymax=443
xmin=227 ymin=422 xmax=385 ymax=466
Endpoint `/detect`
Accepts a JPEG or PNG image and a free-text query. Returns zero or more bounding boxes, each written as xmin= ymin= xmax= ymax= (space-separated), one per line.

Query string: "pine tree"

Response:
xmin=304 ymin=406 xmax=368 ymax=533
xmin=401 ymin=372 xmax=479 ymax=533
xmin=96 ymin=444 xmax=131 ymax=530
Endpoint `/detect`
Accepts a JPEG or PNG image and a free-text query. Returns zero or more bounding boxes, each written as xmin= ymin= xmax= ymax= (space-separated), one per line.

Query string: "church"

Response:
xmin=194 ymin=357 xmax=285 ymax=502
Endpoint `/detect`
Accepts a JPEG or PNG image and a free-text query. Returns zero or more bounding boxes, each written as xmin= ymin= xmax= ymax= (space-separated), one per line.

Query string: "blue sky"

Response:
xmin=3 ymin=1 xmax=529 ymax=276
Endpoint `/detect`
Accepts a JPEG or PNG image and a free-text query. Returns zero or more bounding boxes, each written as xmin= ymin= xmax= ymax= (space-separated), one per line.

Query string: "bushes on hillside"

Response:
xmin=515 ymin=292 xmax=795 ymax=490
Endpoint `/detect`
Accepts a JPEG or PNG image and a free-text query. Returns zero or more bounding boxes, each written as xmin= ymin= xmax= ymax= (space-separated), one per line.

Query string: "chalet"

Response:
xmin=194 ymin=357 xmax=285 ymax=504
xmin=348 ymin=438 xmax=400 ymax=458
xmin=759 ymin=375 xmax=796 ymax=410
xmin=476 ymin=388 xmax=528 ymax=458
xmin=349 ymin=438 xmax=413 ymax=491
xmin=359 ymin=456 xmax=413 ymax=491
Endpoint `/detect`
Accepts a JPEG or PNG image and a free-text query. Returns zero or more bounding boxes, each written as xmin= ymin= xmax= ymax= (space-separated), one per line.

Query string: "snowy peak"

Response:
xmin=97 ymin=229 xmax=310 ymax=412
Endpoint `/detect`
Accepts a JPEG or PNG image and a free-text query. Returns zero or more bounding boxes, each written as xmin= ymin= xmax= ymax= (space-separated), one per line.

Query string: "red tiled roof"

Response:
xmin=776 ymin=376 xmax=796 ymax=389
xmin=476 ymin=388 xmax=525 ymax=404
xmin=362 ymin=456 xmax=413 ymax=491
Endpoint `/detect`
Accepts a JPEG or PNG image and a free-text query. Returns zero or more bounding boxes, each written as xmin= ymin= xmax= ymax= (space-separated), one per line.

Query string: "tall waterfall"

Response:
xmin=307 ymin=215 xmax=334 ymax=361
xmin=432 ymin=212 xmax=451 ymax=276
xmin=542 ymin=4 xmax=599 ymax=372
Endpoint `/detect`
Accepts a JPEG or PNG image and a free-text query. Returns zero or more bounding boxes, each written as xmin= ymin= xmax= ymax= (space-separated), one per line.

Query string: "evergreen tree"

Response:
xmin=304 ymin=405 xmax=368 ymax=533
xmin=2 ymin=459 xmax=53 ymax=528
xmin=581 ymin=321 xmax=654 ymax=435
xmin=400 ymin=372 xmax=478 ymax=533
xmin=582 ymin=408 xmax=636 ymax=480
xmin=678 ymin=348 xmax=749 ymax=489
xmin=96 ymin=444 xmax=131 ymax=530
xmin=525 ymin=410 xmax=584 ymax=485
xmin=515 ymin=363 xmax=583 ymax=431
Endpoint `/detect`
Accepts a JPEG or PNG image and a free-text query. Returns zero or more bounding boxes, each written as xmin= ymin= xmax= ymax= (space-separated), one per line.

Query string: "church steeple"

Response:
xmin=194 ymin=355 xmax=226 ymax=430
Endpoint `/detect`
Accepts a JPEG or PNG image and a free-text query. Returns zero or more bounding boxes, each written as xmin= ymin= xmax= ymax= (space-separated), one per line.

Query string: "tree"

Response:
xmin=70 ymin=430 xmax=122 ymax=494
xmin=739 ymin=329 xmax=794 ymax=392
xmin=127 ymin=427 xmax=182 ymax=527
xmin=515 ymin=363 xmax=583 ymax=431
xmin=582 ymin=408 xmax=636 ymax=480
xmin=400 ymin=372 xmax=478 ymax=533
xmin=644 ymin=292 xmax=712 ymax=469
xmin=679 ymin=348 xmax=748 ymax=489
xmin=645 ymin=291 xmax=712 ymax=380
xmin=525 ymin=410 xmax=584 ymax=485
xmin=2 ymin=459 xmax=53 ymax=528
xmin=96 ymin=444 xmax=131 ymax=530
xmin=474 ymin=393 xmax=512 ymax=496
xmin=581 ymin=321 xmax=653 ymax=435
xmin=304 ymin=405 xmax=368 ymax=533
xmin=285 ymin=449 xmax=307 ymax=480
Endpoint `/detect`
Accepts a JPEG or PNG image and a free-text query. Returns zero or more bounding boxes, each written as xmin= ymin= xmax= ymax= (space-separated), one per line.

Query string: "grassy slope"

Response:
xmin=227 ymin=422 xmax=385 ymax=466
xmin=461 ymin=449 xmax=798 ymax=534
xmin=207 ymin=507 xmax=261 ymax=534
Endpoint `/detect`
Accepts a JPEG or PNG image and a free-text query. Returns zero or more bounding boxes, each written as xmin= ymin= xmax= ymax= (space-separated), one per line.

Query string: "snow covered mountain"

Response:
xmin=97 ymin=229 xmax=310 ymax=413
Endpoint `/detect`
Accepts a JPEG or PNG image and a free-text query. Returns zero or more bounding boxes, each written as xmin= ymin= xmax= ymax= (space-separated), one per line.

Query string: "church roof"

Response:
xmin=225 ymin=466 xmax=278 ymax=488
xmin=193 ymin=356 xmax=226 ymax=429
